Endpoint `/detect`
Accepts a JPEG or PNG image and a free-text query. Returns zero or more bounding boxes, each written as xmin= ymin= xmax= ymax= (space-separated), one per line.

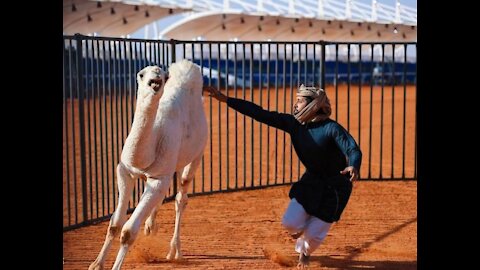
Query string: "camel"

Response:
xmin=89 ymin=59 xmax=208 ymax=270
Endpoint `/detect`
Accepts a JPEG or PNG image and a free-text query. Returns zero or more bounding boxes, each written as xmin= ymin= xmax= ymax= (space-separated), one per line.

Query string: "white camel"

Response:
xmin=89 ymin=59 xmax=208 ymax=270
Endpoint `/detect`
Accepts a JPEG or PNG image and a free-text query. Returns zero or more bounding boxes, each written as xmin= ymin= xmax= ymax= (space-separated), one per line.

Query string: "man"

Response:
xmin=205 ymin=84 xmax=362 ymax=268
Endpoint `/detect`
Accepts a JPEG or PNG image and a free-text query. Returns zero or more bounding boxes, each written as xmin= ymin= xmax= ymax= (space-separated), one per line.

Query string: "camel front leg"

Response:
xmin=166 ymin=159 xmax=201 ymax=260
xmin=144 ymin=170 xmax=182 ymax=236
xmin=89 ymin=163 xmax=135 ymax=270
xmin=111 ymin=175 xmax=172 ymax=270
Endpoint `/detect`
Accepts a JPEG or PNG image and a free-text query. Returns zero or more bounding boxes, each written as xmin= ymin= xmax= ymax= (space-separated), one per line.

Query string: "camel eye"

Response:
xmin=139 ymin=74 xmax=144 ymax=79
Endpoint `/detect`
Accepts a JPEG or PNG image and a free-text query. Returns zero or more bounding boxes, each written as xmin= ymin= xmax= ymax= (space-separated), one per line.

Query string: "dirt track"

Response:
xmin=63 ymin=180 xmax=416 ymax=269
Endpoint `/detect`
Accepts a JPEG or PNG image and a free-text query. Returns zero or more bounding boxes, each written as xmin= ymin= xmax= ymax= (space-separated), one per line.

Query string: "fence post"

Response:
xmin=170 ymin=39 xmax=178 ymax=196
xmin=75 ymin=34 xmax=89 ymax=225
xmin=320 ymin=40 xmax=326 ymax=90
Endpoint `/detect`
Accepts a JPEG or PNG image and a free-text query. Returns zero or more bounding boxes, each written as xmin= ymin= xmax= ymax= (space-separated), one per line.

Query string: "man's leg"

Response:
xmin=295 ymin=217 xmax=332 ymax=268
xmin=281 ymin=198 xmax=309 ymax=238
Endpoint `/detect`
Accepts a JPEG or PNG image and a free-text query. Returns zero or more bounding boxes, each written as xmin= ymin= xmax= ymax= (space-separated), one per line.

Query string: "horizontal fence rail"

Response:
xmin=63 ymin=35 xmax=416 ymax=230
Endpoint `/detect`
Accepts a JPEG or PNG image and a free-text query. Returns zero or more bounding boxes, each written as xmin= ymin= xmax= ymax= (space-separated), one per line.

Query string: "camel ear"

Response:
xmin=165 ymin=72 xmax=169 ymax=82
xmin=138 ymin=70 xmax=145 ymax=81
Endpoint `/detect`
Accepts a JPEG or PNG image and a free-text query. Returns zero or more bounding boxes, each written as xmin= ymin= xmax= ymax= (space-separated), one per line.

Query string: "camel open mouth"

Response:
xmin=148 ymin=78 xmax=164 ymax=92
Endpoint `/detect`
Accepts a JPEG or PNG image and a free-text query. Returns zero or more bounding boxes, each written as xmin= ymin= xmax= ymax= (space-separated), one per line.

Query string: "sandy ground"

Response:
xmin=63 ymin=180 xmax=416 ymax=269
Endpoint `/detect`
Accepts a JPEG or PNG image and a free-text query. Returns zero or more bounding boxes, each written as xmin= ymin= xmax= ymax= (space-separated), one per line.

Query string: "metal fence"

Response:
xmin=63 ymin=34 xmax=417 ymax=230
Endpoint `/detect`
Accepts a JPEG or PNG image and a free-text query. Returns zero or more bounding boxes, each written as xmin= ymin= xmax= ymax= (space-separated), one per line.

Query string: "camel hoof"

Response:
xmin=88 ymin=260 xmax=103 ymax=270
xmin=166 ymin=252 xmax=175 ymax=260
xmin=144 ymin=220 xmax=156 ymax=236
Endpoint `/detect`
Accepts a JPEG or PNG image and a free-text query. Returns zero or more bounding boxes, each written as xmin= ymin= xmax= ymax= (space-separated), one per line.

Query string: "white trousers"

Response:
xmin=281 ymin=198 xmax=332 ymax=256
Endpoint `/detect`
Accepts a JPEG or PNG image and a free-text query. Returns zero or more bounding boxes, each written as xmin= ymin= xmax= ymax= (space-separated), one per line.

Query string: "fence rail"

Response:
xmin=63 ymin=34 xmax=417 ymax=231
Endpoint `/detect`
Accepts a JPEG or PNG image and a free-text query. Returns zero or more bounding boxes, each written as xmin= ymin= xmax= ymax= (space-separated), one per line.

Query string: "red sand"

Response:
xmin=63 ymin=181 xmax=416 ymax=269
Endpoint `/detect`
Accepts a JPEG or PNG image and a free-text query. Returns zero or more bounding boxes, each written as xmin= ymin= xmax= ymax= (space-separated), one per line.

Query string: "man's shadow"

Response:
xmin=311 ymin=217 xmax=417 ymax=269
xmin=310 ymin=256 xmax=416 ymax=269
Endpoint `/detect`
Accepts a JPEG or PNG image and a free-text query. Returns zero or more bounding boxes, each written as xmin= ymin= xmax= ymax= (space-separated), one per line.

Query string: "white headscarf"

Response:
xmin=294 ymin=84 xmax=332 ymax=124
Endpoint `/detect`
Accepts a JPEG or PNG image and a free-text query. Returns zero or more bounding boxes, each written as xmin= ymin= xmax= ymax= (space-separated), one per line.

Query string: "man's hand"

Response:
xmin=340 ymin=166 xmax=359 ymax=182
xmin=203 ymin=86 xmax=228 ymax=103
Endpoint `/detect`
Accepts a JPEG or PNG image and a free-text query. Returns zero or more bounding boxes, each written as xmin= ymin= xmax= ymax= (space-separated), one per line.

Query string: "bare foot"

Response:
xmin=297 ymin=253 xmax=310 ymax=269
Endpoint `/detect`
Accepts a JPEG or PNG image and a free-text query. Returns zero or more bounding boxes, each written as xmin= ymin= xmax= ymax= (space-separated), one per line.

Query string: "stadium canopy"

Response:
xmin=63 ymin=0 xmax=191 ymax=36
xmin=64 ymin=0 xmax=416 ymax=42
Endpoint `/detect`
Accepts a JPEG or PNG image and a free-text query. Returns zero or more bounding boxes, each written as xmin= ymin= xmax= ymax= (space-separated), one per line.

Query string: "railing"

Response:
xmin=63 ymin=34 xmax=417 ymax=230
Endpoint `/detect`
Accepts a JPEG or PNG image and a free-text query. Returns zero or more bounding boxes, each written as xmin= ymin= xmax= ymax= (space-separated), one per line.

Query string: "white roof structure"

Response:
xmin=63 ymin=0 xmax=191 ymax=36
xmin=64 ymin=0 xmax=416 ymax=42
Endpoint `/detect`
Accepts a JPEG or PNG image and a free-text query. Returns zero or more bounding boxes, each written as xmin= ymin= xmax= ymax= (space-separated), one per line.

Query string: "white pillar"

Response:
xmin=395 ymin=0 xmax=402 ymax=23
xmin=317 ymin=0 xmax=324 ymax=18
xmin=187 ymin=0 xmax=193 ymax=8
xmin=224 ymin=0 xmax=230 ymax=10
xmin=258 ymin=0 xmax=263 ymax=13
xmin=371 ymin=0 xmax=378 ymax=22
xmin=288 ymin=0 xmax=295 ymax=15
xmin=346 ymin=0 xmax=352 ymax=19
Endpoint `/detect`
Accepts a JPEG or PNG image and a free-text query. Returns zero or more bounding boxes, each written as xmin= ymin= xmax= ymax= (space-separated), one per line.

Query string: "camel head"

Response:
xmin=137 ymin=65 xmax=168 ymax=95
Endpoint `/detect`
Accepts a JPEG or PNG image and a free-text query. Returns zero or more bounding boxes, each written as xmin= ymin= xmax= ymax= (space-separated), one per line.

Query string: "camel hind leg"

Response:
xmin=89 ymin=162 xmax=135 ymax=270
xmin=166 ymin=156 xmax=202 ymax=260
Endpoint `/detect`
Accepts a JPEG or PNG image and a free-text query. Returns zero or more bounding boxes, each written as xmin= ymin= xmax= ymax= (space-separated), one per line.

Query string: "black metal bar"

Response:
xmin=368 ymin=44 xmax=374 ymax=179
xmin=139 ymin=42 xmax=145 ymax=201
xmin=209 ymin=43 xmax=213 ymax=192
xmin=64 ymin=38 xmax=71 ymax=225
xmin=414 ymin=44 xmax=417 ymax=179
xmin=242 ymin=43 xmax=246 ymax=189
xmin=266 ymin=44 xmax=270 ymax=185
xmin=297 ymin=43 xmax=301 ymax=180
xmin=259 ymin=43 xmax=263 ymax=186
xmin=282 ymin=43 xmax=287 ymax=184
xmin=75 ymin=36 xmax=88 ymax=224
xmin=182 ymin=43 xmax=186 ymax=59
xmin=126 ymin=40 xmax=132 ymax=209
xmin=121 ymin=41 xmax=127 ymax=161
xmin=250 ymin=43 xmax=254 ymax=187
xmin=347 ymin=44 xmax=351 ymax=131
xmin=234 ymin=43 xmax=238 ymax=189
xmin=128 ymin=41 xmax=138 ymax=209
xmin=226 ymin=42 xmax=230 ymax=189
xmin=358 ymin=44 xmax=362 ymax=154
xmin=402 ymin=44 xmax=407 ymax=178
xmin=321 ymin=42 xmax=326 ymax=90
xmin=113 ymin=41 xmax=120 ymax=208
xmin=218 ymin=43 xmax=222 ymax=191
xmin=200 ymin=43 xmax=205 ymax=193
xmin=143 ymin=41 xmax=147 ymax=68
xmin=274 ymin=44 xmax=280 ymax=182
xmin=131 ymin=42 xmax=138 ymax=207
xmin=313 ymin=43 xmax=316 ymax=87
xmin=69 ymin=39 xmax=79 ymax=225
xmin=85 ymin=39 xmax=93 ymax=220
xmin=110 ymin=41 xmax=117 ymax=210
xmin=335 ymin=44 xmax=339 ymax=120
xmin=380 ymin=44 xmax=385 ymax=178
xmin=93 ymin=39 xmax=100 ymax=218
xmin=289 ymin=44 xmax=294 ymax=183
xmin=166 ymin=41 xmax=170 ymax=67
xmin=101 ymin=40 xmax=108 ymax=214
xmin=391 ymin=44 xmax=395 ymax=178
xmin=304 ymin=43 xmax=307 ymax=86
xmin=155 ymin=41 xmax=160 ymax=67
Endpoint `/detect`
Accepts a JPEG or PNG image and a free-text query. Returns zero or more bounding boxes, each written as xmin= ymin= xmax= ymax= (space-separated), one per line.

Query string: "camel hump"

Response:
xmin=167 ymin=59 xmax=203 ymax=90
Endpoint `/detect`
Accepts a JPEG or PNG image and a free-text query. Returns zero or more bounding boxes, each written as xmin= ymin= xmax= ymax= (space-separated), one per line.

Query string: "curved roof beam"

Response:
xmin=160 ymin=11 xmax=416 ymax=42
xmin=63 ymin=0 xmax=191 ymax=36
